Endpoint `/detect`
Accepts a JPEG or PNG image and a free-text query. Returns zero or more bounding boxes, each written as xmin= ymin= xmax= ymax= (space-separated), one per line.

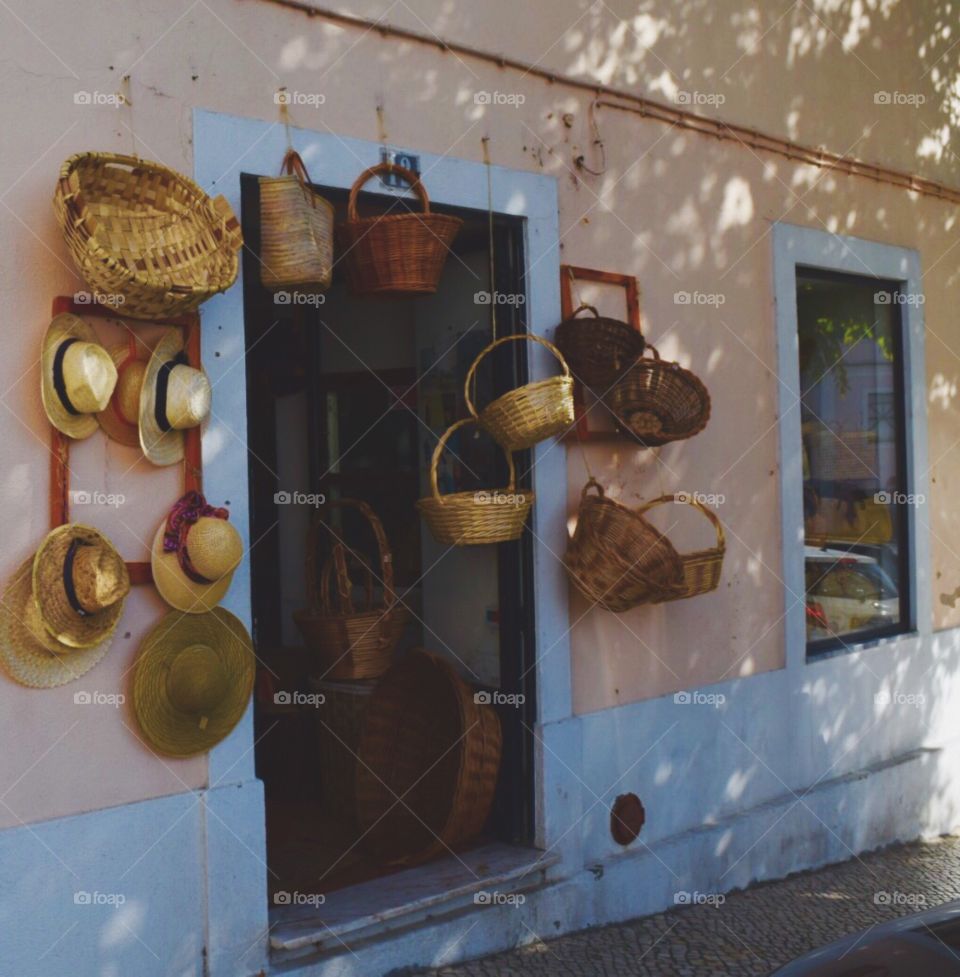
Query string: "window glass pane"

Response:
xmin=796 ymin=269 xmax=909 ymax=653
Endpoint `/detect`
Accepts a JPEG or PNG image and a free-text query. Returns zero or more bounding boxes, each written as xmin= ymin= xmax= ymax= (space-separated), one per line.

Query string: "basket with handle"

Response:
xmin=259 ymin=149 xmax=334 ymax=293
xmin=417 ymin=418 xmax=534 ymax=545
xmin=564 ymin=478 xmax=686 ymax=612
xmin=53 ymin=152 xmax=243 ymax=319
xmin=635 ymin=494 xmax=725 ymax=601
xmin=355 ymin=648 xmax=502 ymax=866
xmin=604 ymin=344 xmax=711 ymax=446
xmin=293 ymin=499 xmax=410 ymax=680
xmin=554 ymin=304 xmax=646 ymax=391
xmin=336 ymin=163 xmax=463 ymax=294
xmin=464 ymin=334 xmax=575 ymax=451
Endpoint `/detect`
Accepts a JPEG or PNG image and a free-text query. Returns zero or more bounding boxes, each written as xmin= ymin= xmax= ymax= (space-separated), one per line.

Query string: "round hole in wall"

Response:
xmin=610 ymin=793 xmax=645 ymax=846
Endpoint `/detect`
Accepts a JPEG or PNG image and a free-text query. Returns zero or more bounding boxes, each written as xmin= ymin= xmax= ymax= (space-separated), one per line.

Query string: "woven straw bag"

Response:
xmin=53 ymin=152 xmax=242 ymax=319
xmin=417 ymin=418 xmax=534 ymax=545
xmin=355 ymin=648 xmax=502 ymax=865
xmin=635 ymin=494 xmax=725 ymax=601
xmin=337 ymin=162 xmax=462 ymax=294
xmin=465 ymin=334 xmax=575 ymax=451
xmin=293 ymin=500 xmax=409 ymax=680
xmin=554 ymin=304 xmax=646 ymax=391
xmin=564 ymin=478 xmax=686 ymax=611
xmin=259 ymin=149 xmax=334 ymax=293
xmin=605 ymin=344 xmax=711 ymax=446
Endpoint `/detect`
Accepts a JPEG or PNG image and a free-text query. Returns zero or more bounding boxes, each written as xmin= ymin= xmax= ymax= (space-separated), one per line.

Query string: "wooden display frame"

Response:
xmin=559 ymin=265 xmax=642 ymax=443
xmin=48 ymin=296 xmax=203 ymax=585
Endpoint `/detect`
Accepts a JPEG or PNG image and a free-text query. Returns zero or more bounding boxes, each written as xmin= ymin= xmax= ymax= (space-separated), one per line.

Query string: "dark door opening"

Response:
xmin=240 ymin=171 xmax=537 ymax=902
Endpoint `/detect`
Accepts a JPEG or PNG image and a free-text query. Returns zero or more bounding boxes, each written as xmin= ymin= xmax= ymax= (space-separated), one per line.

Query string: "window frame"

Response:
xmin=772 ymin=224 xmax=930 ymax=668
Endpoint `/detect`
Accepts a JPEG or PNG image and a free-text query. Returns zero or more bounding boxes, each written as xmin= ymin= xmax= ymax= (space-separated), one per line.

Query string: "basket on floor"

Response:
xmin=554 ymin=304 xmax=646 ymax=390
xmin=464 ymin=334 xmax=575 ymax=451
xmin=605 ymin=345 xmax=710 ymax=446
xmin=417 ymin=419 xmax=534 ymax=545
xmin=564 ymin=478 xmax=686 ymax=612
xmin=53 ymin=152 xmax=242 ymax=319
xmin=293 ymin=499 xmax=409 ymax=680
xmin=259 ymin=149 xmax=334 ymax=293
xmin=337 ymin=163 xmax=462 ymax=295
xmin=310 ymin=676 xmax=375 ymax=824
xmin=636 ymin=494 xmax=725 ymax=602
xmin=355 ymin=648 xmax=502 ymax=865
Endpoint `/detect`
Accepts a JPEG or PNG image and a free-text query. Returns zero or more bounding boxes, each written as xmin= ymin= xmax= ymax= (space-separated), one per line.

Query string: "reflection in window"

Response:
xmin=797 ymin=268 xmax=911 ymax=655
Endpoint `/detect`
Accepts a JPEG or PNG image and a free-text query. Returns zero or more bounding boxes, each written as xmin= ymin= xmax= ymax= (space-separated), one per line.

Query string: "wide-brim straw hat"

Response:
xmin=97 ymin=338 xmax=149 ymax=447
xmin=0 ymin=558 xmax=111 ymax=688
xmin=132 ymin=608 xmax=255 ymax=757
xmin=41 ymin=313 xmax=118 ymax=440
xmin=33 ymin=525 xmax=131 ymax=649
xmin=139 ymin=329 xmax=211 ymax=466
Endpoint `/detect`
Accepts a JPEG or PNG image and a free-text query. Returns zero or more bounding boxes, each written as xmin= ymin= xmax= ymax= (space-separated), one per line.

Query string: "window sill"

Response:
xmin=269 ymin=842 xmax=559 ymax=964
xmin=806 ymin=628 xmax=921 ymax=663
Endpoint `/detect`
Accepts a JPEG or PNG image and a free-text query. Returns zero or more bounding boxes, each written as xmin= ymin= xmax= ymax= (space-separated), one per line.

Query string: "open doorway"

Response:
xmin=240 ymin=171 xmax=538 ymax=904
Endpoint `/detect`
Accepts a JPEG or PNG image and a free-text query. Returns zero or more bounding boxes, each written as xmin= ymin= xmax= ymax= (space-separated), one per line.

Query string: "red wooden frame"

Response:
xmin=559 ymin=265 xmax=642 ymax=443
xmin=49 ymin=296 xmax=203 ymax=585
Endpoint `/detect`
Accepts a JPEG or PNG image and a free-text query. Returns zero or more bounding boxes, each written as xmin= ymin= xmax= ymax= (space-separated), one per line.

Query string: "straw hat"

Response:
xmin=0 ymin=558 xmax=112 ymax=688
xmin=33 ymin=525 xmax=130 ymax=649
xmin=97 ymin=339 xmax=149 ymax=447
xmin=152 ymin=492 xmax=243 ymax=613
xmin=41 ymin=314 xmax=118 ymax=439
xmin=139 ymin=329 xmax=211 ymax=466
xmin=132 ymin=608 xmax=255 ymax=757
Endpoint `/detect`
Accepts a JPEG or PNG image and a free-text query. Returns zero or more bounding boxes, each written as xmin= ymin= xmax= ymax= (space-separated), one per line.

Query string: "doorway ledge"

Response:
xmin=269 ymin=842 xmax=559 ymax=963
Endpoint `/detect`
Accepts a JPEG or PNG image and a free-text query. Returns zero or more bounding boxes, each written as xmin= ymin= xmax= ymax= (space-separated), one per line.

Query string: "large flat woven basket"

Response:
xmin=337 ymin=162 xmax=462 ymax=295
xmin=465 ymin=333 xmax=575 ymax=451
xmin=54 ymin=153 xmax=242 ymax=319
xmin=355 ymin=649 xmax=502 ymax=865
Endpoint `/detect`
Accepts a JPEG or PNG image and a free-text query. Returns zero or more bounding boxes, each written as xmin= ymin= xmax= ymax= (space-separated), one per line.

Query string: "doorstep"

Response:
xmin=269 ymin=842 xmax=559 ymax=964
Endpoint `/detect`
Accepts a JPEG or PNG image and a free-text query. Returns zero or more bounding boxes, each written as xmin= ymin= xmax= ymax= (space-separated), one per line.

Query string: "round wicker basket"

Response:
xmin=355 ymin=649 xmax=502 ymax=865
xmin=53 ymin=152 xmax=242 ymax=319
xmin=554 ymin=304 xmax=645 ymax=391
xmin=465 ymin=333 xmax=575 ymax=451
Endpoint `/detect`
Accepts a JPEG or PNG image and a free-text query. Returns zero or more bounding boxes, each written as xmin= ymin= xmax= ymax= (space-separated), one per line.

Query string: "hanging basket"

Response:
xmin=635 ymin=494 xmax=725 ymax=602
xmin=53 ymin=152 xmax=242 ymax=319
xmin=259 ymin=149 xmax=334 ymax=293
xmin=417 ymin=419 xmax=534 ymax=545
xmin=355 ymin=648 xmax=502 ymax=865
xmin=465 ymin=334 xmax=575 ymax=451
xmin=564 ymin=478 xmax=686 ymax=612
xmin=605 ymin=345 xmax=710 ymax=446
xmin=554 ymin=304 xmax=646 ymax=391
xmin=293 ymin=499 xmax=409 ymax=680
xmin=336 ymin=163 xmax=462 ymax=295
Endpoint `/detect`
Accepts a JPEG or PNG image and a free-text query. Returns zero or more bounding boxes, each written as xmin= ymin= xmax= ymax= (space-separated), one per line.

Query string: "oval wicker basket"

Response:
xmin=417 ymin=419 xmax=534 ymax=545
xmin=293 ymin=499 xmax=409 ymax=680
xmin=53 ymin=152 xmax=242 ymax=319
xmin=337 ymin=163 xmax=463 ymax=295
xmin=465 ymin=334 xmax=575 ymax=451
xmin=259 ymin=149 xmax=334 ymax=293
xmin=564 ymin=478 xmax=686 ymax=612
xmin=605 ymin=345 xmax=711 ymax=446
xmin=355 ymin=648 xmax=502 ymax=865
xmin=554 ymin=304 xmax=646 ymax=391
xmin=636 ymin=494 xmax=725 ymax=602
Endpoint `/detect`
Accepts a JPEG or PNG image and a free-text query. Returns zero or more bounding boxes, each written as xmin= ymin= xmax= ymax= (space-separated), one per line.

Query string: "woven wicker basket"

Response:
xmin=355 ymin=648 xmax=502 ymax=865
xmin=564 ymin=478 xmax=686 ymax=612
xmin=465 ymin=334 xmax=575 ymax=451
xmin=605 ymin=345 xmax=710 ymax=446
xmin=53 ymin=152 xmax=242 ymax=319
xmin=554 ymin=304 xmax=645 ymax=391
xmin=293 ymin=500 xmax=409 ymax=680
xmin=635 ymin=494 xmax=725 ymax=601
xmin=259 ymin=149 xmax=334 ymax=293
xmin=417 ymin=419 xmax=534 ymax=545
xmin=337 ymin=163 xmax=462 ymax=295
